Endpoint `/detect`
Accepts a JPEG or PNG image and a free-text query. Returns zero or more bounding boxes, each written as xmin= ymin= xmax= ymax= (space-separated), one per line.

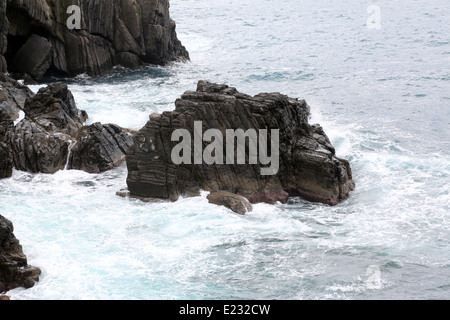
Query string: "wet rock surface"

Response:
xmin=68 ymin=122 xmax=134 ymax=174
xmin=1 ymin=74 xmax=135 ymax=176
xmin=0 ymin=73 xmax=33 ymax=121
xmin=0 ymin=214 xmax=41 ymax=293
xmin=0 ymin=0 xmax=189 ymax=82
xmin=126 ymin=81 xmax=355 ymax=206
xmin=207 ymin=191 xmax=253 ymax=215
xmin=0 ymin=106 xmax=13 ymax=178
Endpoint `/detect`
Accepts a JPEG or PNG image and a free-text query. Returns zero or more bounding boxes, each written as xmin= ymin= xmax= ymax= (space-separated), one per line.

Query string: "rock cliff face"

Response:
xmin=126 ymin=81 xmax=355 ymax=206
xmin=0 ymin=0 xmax=189 ymax=81
xmin=0 ymin=214 xmax=41 ymax=292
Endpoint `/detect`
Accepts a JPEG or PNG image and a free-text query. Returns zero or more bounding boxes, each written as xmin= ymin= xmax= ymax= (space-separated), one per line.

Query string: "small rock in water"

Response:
xmin=207 ymin=191 xmax=253 ymax=215
xmin=116 ymin=188 xmax=130 ymax=198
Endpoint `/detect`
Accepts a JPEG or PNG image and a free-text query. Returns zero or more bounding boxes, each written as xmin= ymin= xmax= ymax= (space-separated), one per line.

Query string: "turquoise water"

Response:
xmin=2 ymin=0 xmax=449 ymax=299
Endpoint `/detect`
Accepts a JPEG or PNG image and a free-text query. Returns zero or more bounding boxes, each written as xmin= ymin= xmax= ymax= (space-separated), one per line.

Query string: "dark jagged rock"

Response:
xmin=0 ymin=214 xmax=41 ymax=293
xmin=23 ymin=82 xmax=87 ymax=136
xmin=10 ymin=82 xmax=85 ymax=174
xmin=0 ymin=74 xmax=134 ymax=176
xmin=0 ymin=0 xmax=7 ymax=73
xmin=126 ymin=81 xmax=355 ymax=206
xmin=0 ymin=72 xmax=33 ymax=121
xmin=0 ymin=142 xmax=12 ymax=179
xmin=207 ymin=191 xmax=253 ymax=215
xmin=9 ymin=34 xmax=52 ymax=82
xmin=68 ymin=122 xmax=134 ymax=174
xmin=0 ymin=0 xmax=189 ymax=82
xmin=0 ymin=106 xmax=14 ymax=178
xmin=10 ymin=118 xmax=70 ymax=174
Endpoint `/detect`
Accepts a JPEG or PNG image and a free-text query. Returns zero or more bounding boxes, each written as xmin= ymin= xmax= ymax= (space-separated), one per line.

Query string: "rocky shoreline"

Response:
xmin=0 ymin=76 xmax=356 ymax=295
xmin=0 ymin=0 xmax=189 ymax=296
xmin=0 ymin=0 xmax=355 ymax=297
xmin=0 ymin=73 xmax=136 ymax=295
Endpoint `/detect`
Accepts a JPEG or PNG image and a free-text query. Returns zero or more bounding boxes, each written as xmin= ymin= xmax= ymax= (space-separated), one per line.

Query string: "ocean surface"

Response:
xmin=2 ymin=0 xmax=449 ymax=299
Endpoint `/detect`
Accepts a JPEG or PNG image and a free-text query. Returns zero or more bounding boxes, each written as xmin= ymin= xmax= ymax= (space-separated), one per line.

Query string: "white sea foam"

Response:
xmin=13 ymin=110 xmax=25 ymax=126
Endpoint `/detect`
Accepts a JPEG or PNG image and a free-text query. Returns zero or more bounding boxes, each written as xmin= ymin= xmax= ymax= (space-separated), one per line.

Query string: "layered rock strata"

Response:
xmin=0 ymin=0 xmax=189 ymax=82
xmin=1 ymin=74 xmax=134 ymax=177
xmin=126 ymin=81 xmax=355 ymax=206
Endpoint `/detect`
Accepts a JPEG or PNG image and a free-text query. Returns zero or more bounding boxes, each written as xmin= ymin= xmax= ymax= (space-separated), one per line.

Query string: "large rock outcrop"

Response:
xmin=0 ymin=74 xmax=134 ymax=176
xmin=0 ymin=0 xmax=189 ymax=82
xmin=207 ymin=191 xmax=253 ymax=215
xmin=126 ymin=81 xmax=355 ymax=206
xmin=0 ymin=72 xmax=32 ymax=178
xmin=0 ymin=214 xmax=41 ymax=292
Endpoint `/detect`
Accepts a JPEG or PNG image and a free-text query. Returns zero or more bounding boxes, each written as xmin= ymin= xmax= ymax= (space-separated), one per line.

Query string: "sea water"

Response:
xmin=2 ymin=0 xmax=449 ymax=299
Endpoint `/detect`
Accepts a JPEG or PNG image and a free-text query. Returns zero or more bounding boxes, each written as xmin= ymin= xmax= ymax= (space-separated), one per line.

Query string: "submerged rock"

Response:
xmin=0 ymin=0 xmax=189 ymax=82
xmin=207 ymin=191 xmax=253 ymax=215
xmin=126 ymin=81 xmax=355 ymax=206
xmin=0 ymin=215 xmax=41 ymax=293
